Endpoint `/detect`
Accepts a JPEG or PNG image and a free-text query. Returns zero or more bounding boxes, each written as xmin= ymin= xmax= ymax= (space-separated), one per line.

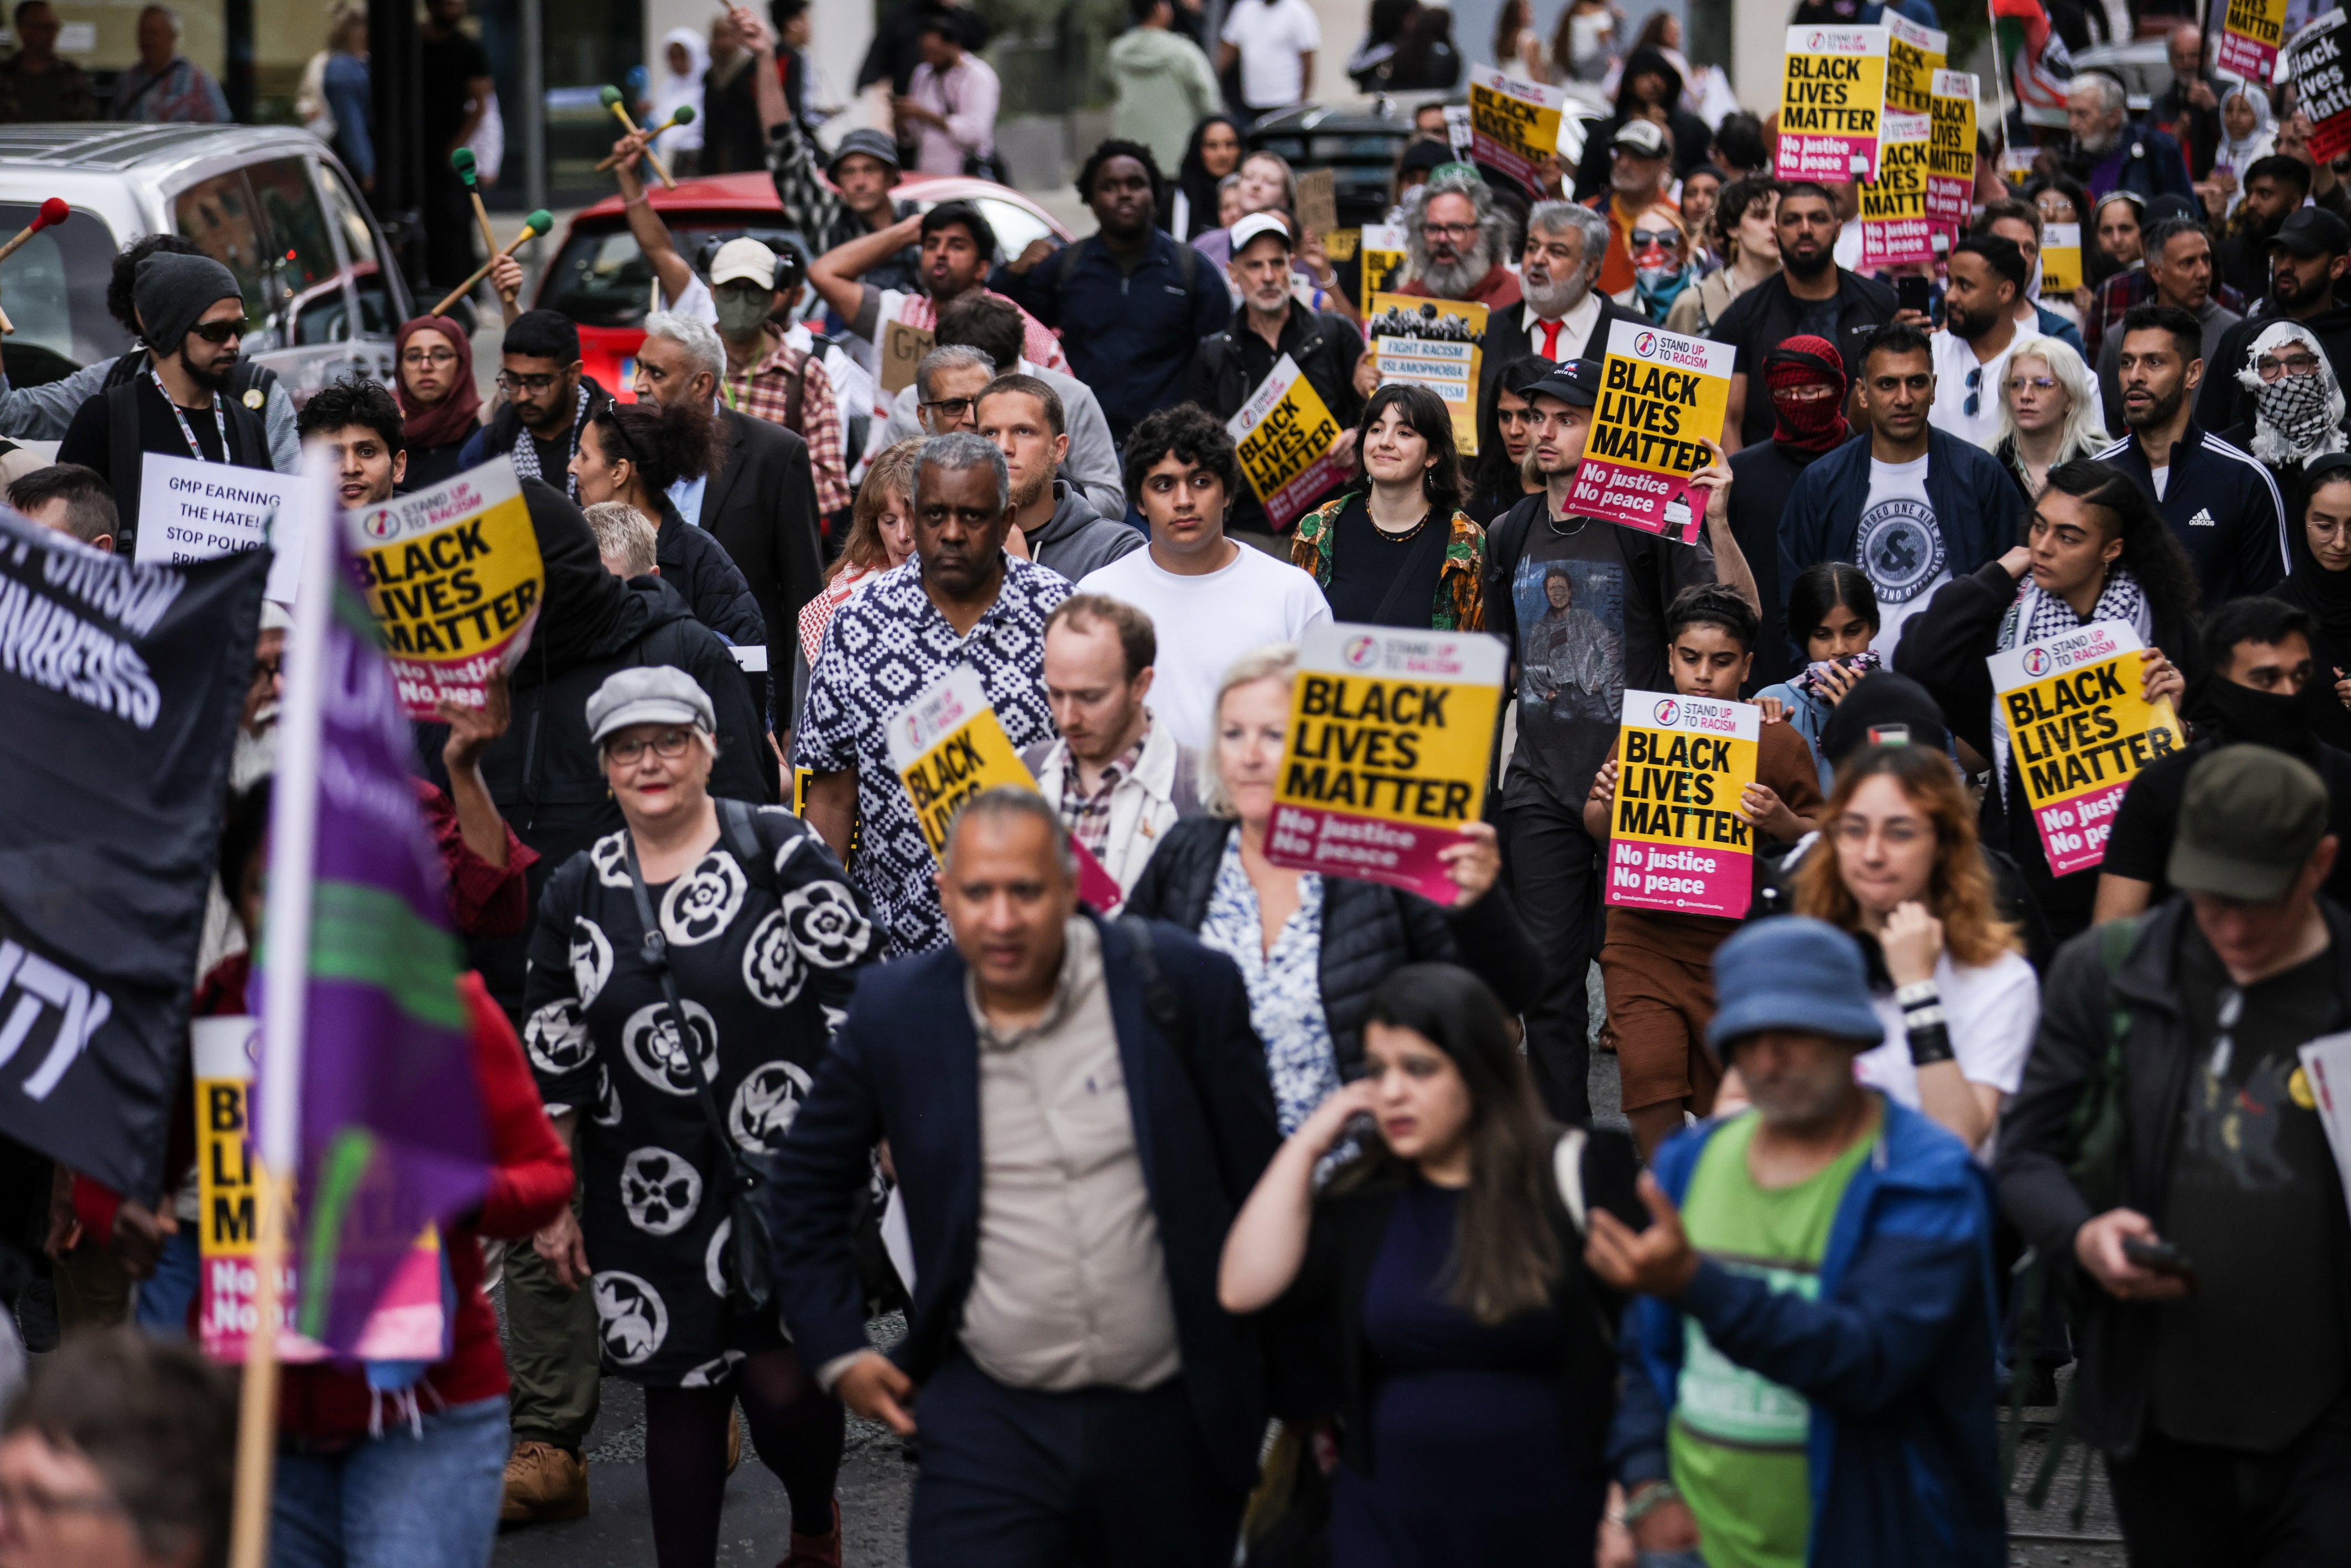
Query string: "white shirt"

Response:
xmin=1076 ymin=541 xmax=1333 ymax=752
xmin=1855 ymin=950 xmax=2039 ymax=1162
xmin=1928 ymin=329 xmax=2015 ymax=451
xmin=2150 ymin=463 xmax=2170 ymax=500
xmin=907 ymin=53 xmax=999 ymax=176
xmin=1220 ymin=0 xmax=1320 ymax=109
xmin=1856 ymin=452 xmax=1948 ymax=661
xmin=1527 ymin=291 xmax=1605 ymax=362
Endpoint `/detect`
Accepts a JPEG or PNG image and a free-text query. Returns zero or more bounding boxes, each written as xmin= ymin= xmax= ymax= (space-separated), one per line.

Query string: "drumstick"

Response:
xmin=599 ymin=85 xmax=675 ymax=189
xmin=0 ymin=200 xmax=67 ymax=336
xmin=429 ymin=210 xmax=552 ymax=318
xmin=450 ymin=149 xmax=499 ymax=261
xmin=595 ymin=104 xmax=695 ymax=170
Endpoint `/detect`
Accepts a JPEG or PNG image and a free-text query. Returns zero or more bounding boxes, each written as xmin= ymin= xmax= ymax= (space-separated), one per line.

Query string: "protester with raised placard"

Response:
xmin=795 ymin=433 xmax=1070 ymax=956
xmin=1584 ymin=584 xmax=1823 ymax=1157
xmin=1895 ymin=459 xmax=2196 ymax=941
xmin=1124 ymin=645 xmax=1538 ymax=1135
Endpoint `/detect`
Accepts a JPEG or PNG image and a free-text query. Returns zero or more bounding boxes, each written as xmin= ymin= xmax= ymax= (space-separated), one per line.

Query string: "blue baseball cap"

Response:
xmin=1707 ymin=917 xmax=1883 ymax=1055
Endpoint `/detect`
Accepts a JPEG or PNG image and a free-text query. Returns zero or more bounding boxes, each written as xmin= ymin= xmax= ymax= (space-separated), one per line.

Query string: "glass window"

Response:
xmin=0 ymin=205 xmax=127 ymax=386
xmin=245 ymin=156 xmax=340 ymax=329
xmin=318 ymin=164 xmax=397 ymax=336
xmin=173 ymin=171 xmax=272 ymax=341
xmin=967 ymin=199 xmax=1053 ymax=264
xmin=291 ymin=283 xmax=350 ymax=346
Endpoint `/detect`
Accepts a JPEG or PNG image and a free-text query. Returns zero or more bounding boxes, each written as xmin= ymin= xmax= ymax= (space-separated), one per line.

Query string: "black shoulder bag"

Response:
xmin=621 ymin=806 xmax=782 ymax=1313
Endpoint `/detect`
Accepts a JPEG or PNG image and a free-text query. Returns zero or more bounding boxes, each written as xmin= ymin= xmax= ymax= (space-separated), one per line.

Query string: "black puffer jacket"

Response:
xmin=1124 ymin=816 xmax=1546 ymax=1080
xmin=654 ymin=492 xmax=768 ymax=650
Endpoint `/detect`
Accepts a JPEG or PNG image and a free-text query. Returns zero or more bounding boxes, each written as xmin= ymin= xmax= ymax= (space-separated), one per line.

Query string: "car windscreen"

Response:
xmin=0 ymin=205 xmax=127 ymax=386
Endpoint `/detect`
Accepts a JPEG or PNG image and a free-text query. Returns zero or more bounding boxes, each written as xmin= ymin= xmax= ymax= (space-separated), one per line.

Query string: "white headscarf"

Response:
xmin=2238 ymin=320 xmax=2349 ymax=466
xmin=2213 ymin=82 xmax=2275 ymax=215
xmin=653 ymin=27 xmax=708 ymax=156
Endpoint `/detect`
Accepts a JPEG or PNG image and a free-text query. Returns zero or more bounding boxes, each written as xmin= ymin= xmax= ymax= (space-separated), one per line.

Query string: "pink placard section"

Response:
xmin=1602 ymin=837 xmax=1753 ymax=918
xmin=1265 ymin=804 xmax=1464 ymax=904
xmin=2029 ymin=781 xmax=2127 ymax=878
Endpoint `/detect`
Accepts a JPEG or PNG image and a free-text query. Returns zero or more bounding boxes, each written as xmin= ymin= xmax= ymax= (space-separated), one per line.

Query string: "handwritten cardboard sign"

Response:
xmin=1567 ymin=317 xmax=1732 ymax=544
xmin=1987 ymin=622 xmax=2183 ymax=877
xmin=347 ymin=458 xmax=543 ymax=720
xmin=879 ymin=319 xmax=933 ymax=397
xmin=1264 ymin=623 xmax=1507 ymax=902
xmin=1294 ymin=167 xmax=1338 ymax=237
xmin=1602 ymin=691 xmax=1761 ymax=918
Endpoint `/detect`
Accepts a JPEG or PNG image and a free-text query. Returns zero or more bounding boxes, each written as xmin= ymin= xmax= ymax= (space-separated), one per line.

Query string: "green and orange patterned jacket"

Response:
xmin=1288 ymin=494 xmax=1487 ymax=631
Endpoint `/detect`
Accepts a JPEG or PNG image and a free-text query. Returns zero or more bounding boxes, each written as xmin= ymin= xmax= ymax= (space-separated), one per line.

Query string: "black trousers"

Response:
xmin=1500 ymin=783 xmax=1599 ymax=1124
xmin=906 ymin=1356 xmax=1245 ymax=1568
xmin=2108 ymin=1396 xmax=2351 ymax=1567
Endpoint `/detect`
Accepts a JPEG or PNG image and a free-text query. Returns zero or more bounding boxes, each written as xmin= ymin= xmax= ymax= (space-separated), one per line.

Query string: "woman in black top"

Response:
xmin=1220 ymin=963 xmax=1640 ymax=1568
xmin=2272 ymin=452 xmax=2351 ymax=753
xmin=524 ymin=666 xmax=878 ymax=1568
xmin=1289 ymin=382 xmax=1487 ymax=630
xmin=1163 ymin=113 xmax=1244 ymax=239
xmin=1467 ymin=354 xmax=1553 ymax=525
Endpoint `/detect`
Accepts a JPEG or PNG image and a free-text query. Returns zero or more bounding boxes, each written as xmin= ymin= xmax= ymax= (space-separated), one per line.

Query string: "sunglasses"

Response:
xmin=1964 ymin=366 xmax=1983 ymax=419
xmin=190 ymin=319 xmax=242 ymax=343
xmin=1629 ymin=229 xmax=1681 ymax=249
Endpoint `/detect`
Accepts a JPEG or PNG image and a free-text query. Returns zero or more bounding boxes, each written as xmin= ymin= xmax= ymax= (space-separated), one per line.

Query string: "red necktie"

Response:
xmin=1540 ymin=319 xmax=1563 ymax=360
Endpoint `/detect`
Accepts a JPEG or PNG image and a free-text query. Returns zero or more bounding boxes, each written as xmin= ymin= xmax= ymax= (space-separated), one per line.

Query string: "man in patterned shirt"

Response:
xmin=795 ymin=433 xmax=1072 ymax=955
xmin=709 ymin=237 xmax=854 ymax=525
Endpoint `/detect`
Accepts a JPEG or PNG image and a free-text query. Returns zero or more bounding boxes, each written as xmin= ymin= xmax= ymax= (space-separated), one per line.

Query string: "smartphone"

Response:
xmin=2123 ymin=1236 xmax=2199 ymax=1290
xmin=1897 ymin=275 xmax=1931 ymax=316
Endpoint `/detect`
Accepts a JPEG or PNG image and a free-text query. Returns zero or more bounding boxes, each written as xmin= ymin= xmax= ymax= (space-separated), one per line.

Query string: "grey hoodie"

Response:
xmin=1026 ymin=480 xmax=1143 ymax=584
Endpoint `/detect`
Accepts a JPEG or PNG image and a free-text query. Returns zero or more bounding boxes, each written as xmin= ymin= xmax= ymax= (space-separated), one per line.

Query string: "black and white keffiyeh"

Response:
xmin=508 ymin=384 xmax=592 ymax=496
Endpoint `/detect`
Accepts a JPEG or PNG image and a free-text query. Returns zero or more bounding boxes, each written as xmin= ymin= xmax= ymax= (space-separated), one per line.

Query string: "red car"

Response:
xmin=533 ymin=170 xmax=1071 ymax=399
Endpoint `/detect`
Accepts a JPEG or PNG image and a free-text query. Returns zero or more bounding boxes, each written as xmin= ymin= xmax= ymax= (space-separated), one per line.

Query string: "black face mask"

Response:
xmin=2190 ymin=674 xmax=2319 ymax=757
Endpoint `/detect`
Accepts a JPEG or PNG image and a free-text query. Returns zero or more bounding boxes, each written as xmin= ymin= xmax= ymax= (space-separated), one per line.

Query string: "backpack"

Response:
xmin=2002 ymin=915 xmax=2139 ymax=1522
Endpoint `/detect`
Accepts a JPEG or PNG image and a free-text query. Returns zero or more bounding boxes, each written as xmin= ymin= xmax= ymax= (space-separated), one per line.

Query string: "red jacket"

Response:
xmin=278 ymin=970 xmax=572 ymax=1442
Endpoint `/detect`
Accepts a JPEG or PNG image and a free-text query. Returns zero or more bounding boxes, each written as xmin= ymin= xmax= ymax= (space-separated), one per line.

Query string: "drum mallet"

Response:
xmin=430 ymin=209 xmax=552 ymax=318
xmin=599 ymin=85 xmax=676 ymax=189
xmin=450 ymin=148 xmax=499 ymax=261
xmin=597 ymin=104 xmax=694 ymax=171
xmin=0 ymin=199 xmax=71 ymax=335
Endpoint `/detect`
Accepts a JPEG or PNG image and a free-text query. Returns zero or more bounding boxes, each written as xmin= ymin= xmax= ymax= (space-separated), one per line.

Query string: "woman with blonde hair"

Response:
xmin=1991 ymin=334 xmax=2107 ymax=499
xmin=1124 ymin=645 xmax=1541 ymax=1134
xmin=1790 ymin=744 xmax=2038 ymax=1153
xmin=797 ymin=439 xmax=920 ymax=665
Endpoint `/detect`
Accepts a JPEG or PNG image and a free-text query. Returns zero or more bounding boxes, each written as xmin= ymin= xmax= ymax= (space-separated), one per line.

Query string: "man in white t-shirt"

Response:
xmin=1218 ymin=0 xmax=1318 ymax=113
xmin=1076 ymin=403 xmax=1331 ymax=751
xmin=1851 ymin=340 xmax=1949 ymax=659
xmin=1927 ymin=233 xmax=2028 ymax=450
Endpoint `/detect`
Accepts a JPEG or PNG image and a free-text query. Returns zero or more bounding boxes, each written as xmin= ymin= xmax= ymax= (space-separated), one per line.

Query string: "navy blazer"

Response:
xmin=1775 ymin=426 xmax=2024 ymax=660
xmin=764 ymin=911 xmax=1282 ymax=1491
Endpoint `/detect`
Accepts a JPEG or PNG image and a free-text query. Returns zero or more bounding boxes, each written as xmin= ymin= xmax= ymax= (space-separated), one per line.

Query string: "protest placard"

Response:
xmin=1229 ymin=353 xmax=1350 ymax=530
xmin=1294 ymin=167 xmax=1338 ymax=237
xmin=1322 ymin=227 xmax=1360 ymax=263
xmin=2039 ymin=221 xmax=2083 ymax=293
xmin=194 ymin=1017 xmax=447 ymax=1363
xmin=2289 ymin=9 xmax=2351 ymax=162
xmin=1987 ymin=622 xmax=2183 ymax=877
xmin=1468 ymin=65 xmax=1569 ymax=196
xmin=1884 ymin=11 xmax=1946 ymax=113
xmin=1858 ymin=110 xmax=1939 ymax=268
xmin=1359 ymin=223 xmax=1407 ymax=296
xmin=1369 ymin=290 xmax=1487 ymax=452
xmin=1777 ymin=25 xmax=1889 ymax=181
xmin=2297 ymin=1031 xmax=2351 ymax=1205
xmin=1264 ymin=623 xmax=1507 ymax=902
xmin=2217 ymin=0 xmax=2291 ymax=82
xmin=879 ymin=319 xmax=933 ymax=396
xmin=347 ymin=458 xmax=544 ymax=720
xmin=1601 ymin=691 xmax=1761 ymax=918
xmin=1566 ymin=317 xmax=1732 ymax=545
xmin=2000 ymin=147 xmax=2037 ymax=185
xmin=885 ymin=665 xmax=1124 ymax=907
xmin=136 ymin=453 xmax=304 ymax=602
xmin=1927 ymin=70 xmax=1978 ymax=228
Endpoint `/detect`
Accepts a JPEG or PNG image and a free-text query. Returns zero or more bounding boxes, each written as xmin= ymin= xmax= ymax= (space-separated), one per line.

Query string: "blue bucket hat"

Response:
xmin=1706 ymin=917 xmax=1882 ymax=1055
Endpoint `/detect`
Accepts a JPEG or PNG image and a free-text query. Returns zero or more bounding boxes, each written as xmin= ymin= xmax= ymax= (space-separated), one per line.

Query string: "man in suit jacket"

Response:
xmin=767 ymin=788 xmax=1281 ymax=1565
xmin=635 ymin=313 xmax=825 ymax=742
xmin=1479 ymin=201 xmax=1635 ymax=402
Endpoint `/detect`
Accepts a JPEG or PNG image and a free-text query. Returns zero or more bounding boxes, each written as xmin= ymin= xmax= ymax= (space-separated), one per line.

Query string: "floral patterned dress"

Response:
xmin=1198 ymin=835 xmax=1343 ymax=1136
xmin=523 ymin=804 xmax=876 ymax=1387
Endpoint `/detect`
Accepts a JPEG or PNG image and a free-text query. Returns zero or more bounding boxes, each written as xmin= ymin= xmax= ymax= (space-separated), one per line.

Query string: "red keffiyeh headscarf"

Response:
xmin=1764 ymin=334 xmax=1851 ymax=456
xmin=393 ymin=315 xmax=483 ymax=450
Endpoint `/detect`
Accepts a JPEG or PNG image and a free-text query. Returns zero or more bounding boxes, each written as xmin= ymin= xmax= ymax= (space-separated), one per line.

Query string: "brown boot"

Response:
xmin=499 ymin=1441 xmax=590 ymax=1525
xmin=777 ymin=1499 xmax=841 ymax=1568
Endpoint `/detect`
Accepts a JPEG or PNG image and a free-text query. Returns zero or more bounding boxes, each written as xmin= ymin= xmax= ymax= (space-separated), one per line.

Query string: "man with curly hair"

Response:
xmin=1396 ymin=169 xmax=1524 ymax=311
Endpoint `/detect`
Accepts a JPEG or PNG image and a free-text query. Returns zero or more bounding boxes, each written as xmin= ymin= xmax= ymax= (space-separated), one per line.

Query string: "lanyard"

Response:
xmin=150 ymin=368 xmax=230 ymax=461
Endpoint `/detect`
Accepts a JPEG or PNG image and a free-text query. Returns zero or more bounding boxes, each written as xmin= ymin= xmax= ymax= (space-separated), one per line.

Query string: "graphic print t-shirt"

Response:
xmin=1855 ymin=454 xmax=1948 ymax=660
xmin=1502 ymin=512 xmax=1710 ymax=808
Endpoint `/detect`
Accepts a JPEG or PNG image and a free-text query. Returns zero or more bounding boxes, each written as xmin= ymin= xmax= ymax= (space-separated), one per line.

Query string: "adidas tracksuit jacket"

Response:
xmin=2093 ymin=420 xmax=2290 ymax=604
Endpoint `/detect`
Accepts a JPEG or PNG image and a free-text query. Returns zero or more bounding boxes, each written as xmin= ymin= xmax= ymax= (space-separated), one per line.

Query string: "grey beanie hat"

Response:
xmin=133 ymin=252 xmax=242 ymax=352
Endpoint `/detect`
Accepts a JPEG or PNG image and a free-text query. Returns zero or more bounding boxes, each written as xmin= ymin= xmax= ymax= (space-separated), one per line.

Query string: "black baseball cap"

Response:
xmin=1818 ymin=671 xmax=1951 ymax=765
xmin=2270 ymin=206 xmax=2351 ymax=258
xmin=1399 ymin=138 xmax=1454 ymax=176
xmin=1527 ymin=356 xmax=1603 ymax=409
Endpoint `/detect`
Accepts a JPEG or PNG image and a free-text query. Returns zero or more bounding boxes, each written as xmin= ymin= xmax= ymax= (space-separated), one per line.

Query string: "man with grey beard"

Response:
xmin=1482 ymin=201 xmax=1634 ymax=398
xmin=2066 ymin=69 xmax=2194 ymax=204
xmin=1395 ymin=170 xmax=1523 ymax=311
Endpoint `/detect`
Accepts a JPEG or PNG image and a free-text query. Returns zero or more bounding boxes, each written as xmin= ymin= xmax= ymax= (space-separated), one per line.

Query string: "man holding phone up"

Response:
xmin=1998 ymin=747 xmax=2351 ymax=1565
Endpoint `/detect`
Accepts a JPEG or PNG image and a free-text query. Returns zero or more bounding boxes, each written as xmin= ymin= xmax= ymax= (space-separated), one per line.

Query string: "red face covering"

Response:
xmin=1763 ymin=334 xmax=1851 ymax=456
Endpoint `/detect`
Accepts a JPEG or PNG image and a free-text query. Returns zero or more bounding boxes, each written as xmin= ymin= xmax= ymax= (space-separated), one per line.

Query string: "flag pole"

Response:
xmin=228 ymin=457 xmax=339 ymax=1568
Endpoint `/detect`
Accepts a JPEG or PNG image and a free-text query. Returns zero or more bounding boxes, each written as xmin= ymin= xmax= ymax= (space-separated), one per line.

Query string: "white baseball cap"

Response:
xmin=709 ymin=237 xmax=779 ymax=289
xmin=1230 ymin=211 xmax=1293 ymax=254
xmin=1612 ymin=119 xmax=1670 ymax=159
